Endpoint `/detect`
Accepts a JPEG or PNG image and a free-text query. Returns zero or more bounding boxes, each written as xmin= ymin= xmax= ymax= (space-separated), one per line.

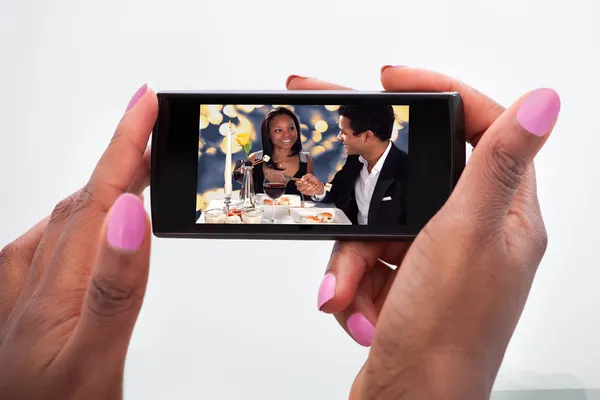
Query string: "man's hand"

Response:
xmin=296 ymin=173 xmax=325 ymax=197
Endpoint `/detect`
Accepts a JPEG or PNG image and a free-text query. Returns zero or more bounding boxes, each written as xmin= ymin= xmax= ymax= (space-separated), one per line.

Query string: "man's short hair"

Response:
xmin=338 ymin=104 xmax=395 ymax=141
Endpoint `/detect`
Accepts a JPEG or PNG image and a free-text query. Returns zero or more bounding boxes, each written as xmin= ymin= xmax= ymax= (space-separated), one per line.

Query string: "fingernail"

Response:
xmin=126 ymin=83 xmax=148 ymax=112
xmin=347 ymin=313 xmax=375 ymax=347
xmin=516 ymin=88 xmax=561 ymax=136
xmin=107 ymin=193 xmax=147 ymax=251
xmin=317 ymin=273 xmax=336 ymax=310
xmin=381 ymin=65 xmax=407 ymax=74
xmin=286 ymin=75 xmax=304 ymax=87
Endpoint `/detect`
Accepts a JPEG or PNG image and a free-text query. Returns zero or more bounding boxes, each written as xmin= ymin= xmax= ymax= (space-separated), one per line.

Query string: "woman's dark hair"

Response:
xmin=260 ymin=107 xmax=302 ymax=167
xmin=338 ymin=104 xmax=395 ymax=141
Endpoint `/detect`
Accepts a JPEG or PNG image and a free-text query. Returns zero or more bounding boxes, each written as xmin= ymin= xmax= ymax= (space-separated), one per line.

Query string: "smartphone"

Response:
xmin=150 ymin=90 xmax=465 ymax=241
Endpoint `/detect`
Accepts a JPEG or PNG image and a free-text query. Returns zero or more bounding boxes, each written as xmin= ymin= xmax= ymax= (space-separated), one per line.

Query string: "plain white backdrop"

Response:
xmin=1 ymin=0 xmax=599 ymax=398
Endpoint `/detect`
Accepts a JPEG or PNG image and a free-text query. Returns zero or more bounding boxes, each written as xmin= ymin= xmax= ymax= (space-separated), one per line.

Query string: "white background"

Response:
xmin=1 ymin=0 xmax=599 ymax=398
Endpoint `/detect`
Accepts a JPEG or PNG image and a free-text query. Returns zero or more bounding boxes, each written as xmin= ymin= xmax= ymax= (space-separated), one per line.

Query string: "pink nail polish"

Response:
xmin=515 ymin=88 xmax=561 ymax=136
xmin=126 ymin=83 xmax=148 ymax=112
xmin=107 ymin=193 xmax=146 ymax=251
xmin=347 ymin=313 xmax=375 ymax=347
xmin=317 ymin=273 xmax=336 ymax=310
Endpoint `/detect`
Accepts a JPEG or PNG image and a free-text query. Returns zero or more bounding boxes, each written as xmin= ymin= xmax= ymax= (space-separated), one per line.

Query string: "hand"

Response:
xmin=287 ymin=69 xmax=560 ymax=399
xmin=296 ymin=173 xmax=325 ymax=196
xmin=0 ymin=84 xmax=157 ymax=399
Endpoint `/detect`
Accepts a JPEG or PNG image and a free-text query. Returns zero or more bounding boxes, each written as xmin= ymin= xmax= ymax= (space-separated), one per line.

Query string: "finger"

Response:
xmin=453 ymin=88 xmax=560 ymax=227
xmin=18 ymin=189 xmax=84 ymax=301
xmin=128 ymin=145 xmax=152 ymax=195
xmin=0 ymin=216 xmax=49 ymax=326
xmin=331 ymin=261 xmax=393 ymax=347
xmin=318 ymin=241 xmax=391 ymax=313
xmin=39 ymin=85 xmax=157 ymax=295
xmin=380 ymin=66 xmax=506 ymax=146
xmin=286 ymin=75 xmax=351 ymax=91
xmin=62 ymin=193 xmax=150 ymax=367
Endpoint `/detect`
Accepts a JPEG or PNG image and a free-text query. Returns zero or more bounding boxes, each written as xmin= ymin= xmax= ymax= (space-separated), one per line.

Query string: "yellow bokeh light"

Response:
xmin=311 ymin=130 xmax=322 ymax=142
xmin=200 ymin=105 xmax=209 ymax=115
xmin=323 ymin=141 xmax=333 ymax=150
xmin=208 ymin=111 xmax=223 ymax=125
xmin=223 ymin=105 xmax=237 ymax=118
xmin=196 ymin=194 xmax=207 ymax=212
xmin=310 ymin=146 xmax=326 ymax=157
xmin=301 ymin=134 xmax=307 ymax=143
xmin=393 ymin=106 xmax=409 ymax=122
xmin=300 ymin=123 xmax=309 ymax=131
xmin=325 ymin=105 xmax=339 ymax=111
xmin=237 ymin=105 xmax=261 ymax=113
xmin=200 ymin=115 xmax=209 ymax=129
xmin=314 ymin=120 xmax=328 ymax=133
xmin=206 ymin=147 xmax=217 ymax=155
xmin=219 ymin=136 xmax=243 ymax=154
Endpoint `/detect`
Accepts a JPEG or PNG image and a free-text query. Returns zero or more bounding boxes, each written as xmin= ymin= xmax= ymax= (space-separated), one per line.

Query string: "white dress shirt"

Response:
xmin=313 ymin=141 xmax=392 ymax=225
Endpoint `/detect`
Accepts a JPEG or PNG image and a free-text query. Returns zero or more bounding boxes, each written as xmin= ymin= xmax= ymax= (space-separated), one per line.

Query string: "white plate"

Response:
xmin=255 ymin=194 xmax=301 ymax=207
xmin=290 ymin=208 xmax=352 ymax=225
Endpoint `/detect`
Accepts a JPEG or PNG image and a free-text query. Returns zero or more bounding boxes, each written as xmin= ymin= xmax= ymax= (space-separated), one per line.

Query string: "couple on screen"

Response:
xmin=250 ymin=104 xmax=408 ymax=226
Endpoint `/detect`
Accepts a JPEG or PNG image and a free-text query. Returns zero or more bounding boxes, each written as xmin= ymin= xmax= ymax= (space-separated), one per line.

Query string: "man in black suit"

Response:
xmin=296 ymin=104 xmax=408 ymax=225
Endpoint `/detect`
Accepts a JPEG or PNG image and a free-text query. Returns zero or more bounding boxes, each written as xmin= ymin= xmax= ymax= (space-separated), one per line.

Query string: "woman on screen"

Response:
xmin=249 ymin=107 xmax=323 ymax=197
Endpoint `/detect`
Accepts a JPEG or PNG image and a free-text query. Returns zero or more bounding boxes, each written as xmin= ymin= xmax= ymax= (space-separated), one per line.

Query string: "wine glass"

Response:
xmin=263 ymin=169 xmax=286 ymax=224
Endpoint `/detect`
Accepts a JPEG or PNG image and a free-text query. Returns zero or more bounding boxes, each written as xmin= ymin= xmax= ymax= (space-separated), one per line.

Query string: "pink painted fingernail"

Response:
xmin=317 ymin=273 xmax=336 ymax=310
xmin=347 ymin=313 xmax=375 ymax=347
xmin=515 ymin=88 xmax=561 ymax=136
xmin=126 ymin=83 xmax=148 ymax=112
xmin=107 ymin=193 xmax=147 ymax=251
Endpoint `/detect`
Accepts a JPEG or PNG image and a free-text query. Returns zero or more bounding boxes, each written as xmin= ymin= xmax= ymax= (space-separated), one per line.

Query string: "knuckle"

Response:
xmin=87 ymin=276 xmax=137 ymax=319
xmin=50 ymin=191 xmax=79 ymax=225
xmin=71 ymin=184 xmax=108 ymax=222
xmin=486 ymin=143 xmax=528 ymax=195
xmin=0 ymin=242 xmax=18 ymax=270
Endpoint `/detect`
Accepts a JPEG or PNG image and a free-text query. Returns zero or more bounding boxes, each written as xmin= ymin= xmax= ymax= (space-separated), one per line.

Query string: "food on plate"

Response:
xmin=303 ymin=212 xmax=334 ymax=224
xmin=263 ymin=196 xmax=291 ymax=206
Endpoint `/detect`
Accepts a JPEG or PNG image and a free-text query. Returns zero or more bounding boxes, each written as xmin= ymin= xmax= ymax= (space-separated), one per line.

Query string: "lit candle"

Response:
xmin=224 ymin=120 xmax=233 ymax=198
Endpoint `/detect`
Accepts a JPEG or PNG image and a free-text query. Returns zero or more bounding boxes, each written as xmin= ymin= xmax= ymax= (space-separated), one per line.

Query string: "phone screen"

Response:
xmin=195 ymin=103 xmax=409 ymax=227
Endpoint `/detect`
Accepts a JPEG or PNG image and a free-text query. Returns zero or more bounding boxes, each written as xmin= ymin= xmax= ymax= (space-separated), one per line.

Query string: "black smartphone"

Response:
xmin=150 ymin=90 xmax=465 ymax=241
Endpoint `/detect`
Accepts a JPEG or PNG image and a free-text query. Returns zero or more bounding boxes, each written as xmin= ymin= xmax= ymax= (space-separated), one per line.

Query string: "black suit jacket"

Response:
xmin=320 ymin=143 xmax=408 ymax=225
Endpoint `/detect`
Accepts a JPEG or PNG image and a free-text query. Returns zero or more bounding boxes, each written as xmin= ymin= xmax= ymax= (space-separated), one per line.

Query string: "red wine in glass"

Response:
xmin=263 ymin=172 xmax=286 ymax=223
xmin=264 ymin=182 xmax=286 ymax=199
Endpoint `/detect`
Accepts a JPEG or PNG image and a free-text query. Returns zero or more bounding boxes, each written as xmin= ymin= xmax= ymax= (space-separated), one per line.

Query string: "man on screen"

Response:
xmin=296 ymin=104 xmax=408 ymax=225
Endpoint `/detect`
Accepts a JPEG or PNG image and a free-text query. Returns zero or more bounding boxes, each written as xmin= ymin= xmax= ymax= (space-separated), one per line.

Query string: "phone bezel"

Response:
xmin=150 ymin=91 xmax=465 ymax=241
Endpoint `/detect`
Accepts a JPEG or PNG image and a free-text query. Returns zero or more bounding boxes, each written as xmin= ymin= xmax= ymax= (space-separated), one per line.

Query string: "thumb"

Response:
xmin=67 ymin=192 xmax=151 ymax=363
xmin=450 ymin=88 xmax=560 ymax=223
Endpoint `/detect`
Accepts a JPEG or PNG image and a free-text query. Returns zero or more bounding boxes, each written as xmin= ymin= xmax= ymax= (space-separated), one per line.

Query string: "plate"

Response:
xmin=290 ymin=208 xmax=352 ymax=225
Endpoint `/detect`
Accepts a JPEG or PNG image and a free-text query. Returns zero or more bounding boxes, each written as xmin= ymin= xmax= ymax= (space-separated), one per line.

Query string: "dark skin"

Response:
xmin=287 ymin=68 xmax=559 ymax=400
xmin=249 ymin=113 xmax=316 ymax=183
xmin=297 ymin=115 xmax=392 ymax=195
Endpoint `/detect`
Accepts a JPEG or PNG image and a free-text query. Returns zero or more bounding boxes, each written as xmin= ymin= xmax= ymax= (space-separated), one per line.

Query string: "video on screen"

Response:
xmin=196 ymin=103 xmax=409 ymax=226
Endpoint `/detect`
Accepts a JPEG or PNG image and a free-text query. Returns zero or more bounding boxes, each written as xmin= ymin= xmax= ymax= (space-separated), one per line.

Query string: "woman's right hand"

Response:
xmin=287 ymin=68 xmax=560 ymax=399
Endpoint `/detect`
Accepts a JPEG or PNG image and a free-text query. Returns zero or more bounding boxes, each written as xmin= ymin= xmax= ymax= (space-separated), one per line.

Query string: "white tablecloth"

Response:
xmin=196 ymin=199 xmax=338 ymax=224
